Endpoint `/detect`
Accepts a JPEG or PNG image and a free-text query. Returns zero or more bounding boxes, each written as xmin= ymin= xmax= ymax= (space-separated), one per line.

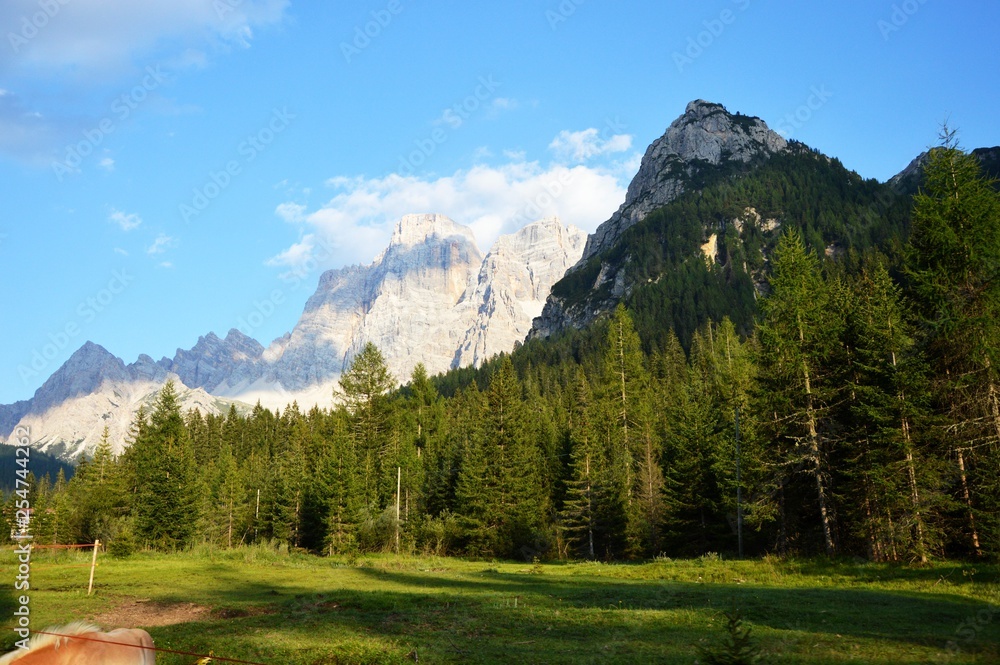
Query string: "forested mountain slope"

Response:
xmin=533 ymin=146 xmax=911 ymax=350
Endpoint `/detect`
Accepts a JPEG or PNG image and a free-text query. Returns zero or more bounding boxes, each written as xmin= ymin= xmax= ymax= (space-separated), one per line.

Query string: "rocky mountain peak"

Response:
xmin=388 ymin=213 xmax=479 ymax=251
xmin=375 ymin=214 xmax=484 ymax=290
xmin=454 ymin=216 xmax=586 ymax=368
xmin=667 ymin=99 xmax=787 ymax=165
xmin=73 ymin=340 xmax=118 ymax=363
xmin=224 ymin=328 xmax=260 ymax=348
xmin=509 ymin=216 xmax=576 ymax=245
xmin=29 ymin=342 xmax=129 ymax=413
xmin=581 ymin=99 xmax=788 ymax=260
xmin=210 ymin=214 xmax=586 ymax=404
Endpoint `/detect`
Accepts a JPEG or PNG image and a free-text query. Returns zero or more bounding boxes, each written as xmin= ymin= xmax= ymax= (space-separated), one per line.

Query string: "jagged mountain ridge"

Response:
xmin=5 ymin=342 xmax=245 ymax=461
xmin=2 ymin=214 xmax=586 ymax=459
xmin=157 ymin=329 xmax=265 ymax=393
xmin=213 ymin=214 xmax=586 ymax=406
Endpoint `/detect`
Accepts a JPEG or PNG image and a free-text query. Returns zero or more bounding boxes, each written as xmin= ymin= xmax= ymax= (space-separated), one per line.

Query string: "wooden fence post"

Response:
xmin=87 ymin=540 xmax=100 ymax=596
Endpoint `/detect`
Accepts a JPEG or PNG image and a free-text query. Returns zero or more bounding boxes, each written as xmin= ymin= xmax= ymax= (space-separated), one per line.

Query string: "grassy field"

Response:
xmin=1 ymin=546 xmax=998 ymax=664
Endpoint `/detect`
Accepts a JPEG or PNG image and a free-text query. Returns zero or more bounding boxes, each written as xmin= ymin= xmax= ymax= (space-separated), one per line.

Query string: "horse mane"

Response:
xmin=0 ymin=623 xmax=103 ymax=664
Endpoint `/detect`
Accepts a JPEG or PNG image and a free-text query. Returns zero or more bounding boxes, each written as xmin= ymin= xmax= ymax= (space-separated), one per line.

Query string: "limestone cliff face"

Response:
xmin=455 ymin=217 xmax=586 ymax=367
xmin=582 ymin=100 xmax=788 ymax=261
xmin=213 ymin=213 xmax=586 ymax=408
xmin=261 ymin=214 xmax=584 ymax=387
xmin=258 ymin=214 xmax=485 ymax=391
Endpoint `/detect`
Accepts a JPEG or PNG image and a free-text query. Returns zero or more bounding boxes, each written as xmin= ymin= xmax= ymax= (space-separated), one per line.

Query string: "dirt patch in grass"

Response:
xmin=92 ymin=598 xmax=211 ymax=628
xmin=213 ymin=605 xmax=276 ymax=619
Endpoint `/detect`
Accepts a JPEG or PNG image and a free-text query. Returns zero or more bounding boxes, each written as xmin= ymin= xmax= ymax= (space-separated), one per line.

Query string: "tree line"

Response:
xmin=6 ymin=139 xmax=998 ymax=562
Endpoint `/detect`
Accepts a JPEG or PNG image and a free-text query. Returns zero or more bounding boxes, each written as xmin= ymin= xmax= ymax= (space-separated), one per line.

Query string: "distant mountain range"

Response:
xmin=1 ymin=215 xmax=584 ymax=460
xmin=4 ymin=99 xmax=997 ymax=463
xmin=0 ymin=342 xmax=244 ymax=460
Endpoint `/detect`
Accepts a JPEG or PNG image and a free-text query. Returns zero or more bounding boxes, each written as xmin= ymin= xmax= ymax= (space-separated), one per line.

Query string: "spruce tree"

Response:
xmin=71 ymin=426 xmax=126 ymax=544
xmin=50 ymin=469 xmax=74 ymax=546
xmin=842 ymin=262 xmax=943 ymax=561
xmin=211 ymin=442 xmax=247 ymax=548
xmin=322 ymin=467 xmax=359 ymax=555
xmin=905 ymin=130 xmax=1000 ymax=556
xmin=757 ymin=230 xmax=843 ymax=555
xmin=338 ymin=342 xmax=395 ymax=509
xmin=270 ymin=410 xmax=309 ymax=548
xmin=456 ymin=358 xmax=547 ymax=557
xmin=130 ymin=382 xmax=199 ymax=550
xmin=599 ymin=304 xmax=658 ymax=555
xmin=662 ymin=329 xmax=727 ymax=555
xmin=454 ymin=383 xmax=493 ymax=553
xmin=560 ymin=370 xmax=615 ymax=558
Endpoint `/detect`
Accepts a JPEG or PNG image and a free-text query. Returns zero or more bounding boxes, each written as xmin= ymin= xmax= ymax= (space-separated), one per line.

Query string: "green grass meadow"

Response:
xmin=1 ymin=546 xmax=998 ymax=664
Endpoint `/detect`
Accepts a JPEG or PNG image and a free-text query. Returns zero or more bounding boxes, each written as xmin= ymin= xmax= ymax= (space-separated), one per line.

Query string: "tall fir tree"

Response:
xmin=560 ymin=370 xmax=618 ymax=558
xmin=599 ymin=304 xmax=659 ymax=556
xmin=129 ymin=382 xmax=199 ymax=550
xmin=404 ymin=363 xmax=445 ymax=520
xmin=338 ymin=342 xmax=396 ymax=510
xmin=905 ymin=130 xmax=1000 ymax=556
xmin=71 ymin=426 xmax=126 ymax=545
xmin=456 ymin=357 xmax=548 ymax=557
xmin=840 ymin=262 xmax=945 ymax=561
xmin=757 ymin=230 xmax=843 ymax=554
xmin=662 ymin=326 xmax=733 ymax=555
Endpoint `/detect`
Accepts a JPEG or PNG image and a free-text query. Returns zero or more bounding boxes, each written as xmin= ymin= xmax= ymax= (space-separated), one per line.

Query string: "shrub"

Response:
xmin=107 ymin=532 xmax=136 ymax=559
xmin=696 ymin=610 xmax=761 ymax=665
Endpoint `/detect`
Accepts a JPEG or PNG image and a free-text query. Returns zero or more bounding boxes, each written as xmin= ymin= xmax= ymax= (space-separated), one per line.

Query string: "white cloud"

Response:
xmin=147 ymin=233 xmax=177 ymax=255
xmin=114 ymin=247 xmax=129 ymax=256
xmin=275 ymin=202 xmax=307 ymax=224
xmin=268 ymin=160 xmax=627 ymax=276
xmin=99 ymin=157 xmax=115 ymax=172
xmin=471 ymin=146 xmax=494 ymax=161
xmin=0 ymin=0 xmax=289 ymax=78
xmin=108 ymin=208 xmax=142 ymax=231
xmin=549 ymin=128 xmax=634 ymax=163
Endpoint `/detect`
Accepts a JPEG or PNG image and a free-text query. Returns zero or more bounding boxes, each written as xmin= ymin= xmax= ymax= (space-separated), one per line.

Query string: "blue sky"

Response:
xmin=1 ymin=0 xmax=997 ymax=405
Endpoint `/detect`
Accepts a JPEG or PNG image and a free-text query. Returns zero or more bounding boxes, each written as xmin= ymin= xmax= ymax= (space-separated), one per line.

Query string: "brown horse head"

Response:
xmin=0 ymin=623 xmax=155 ymax=665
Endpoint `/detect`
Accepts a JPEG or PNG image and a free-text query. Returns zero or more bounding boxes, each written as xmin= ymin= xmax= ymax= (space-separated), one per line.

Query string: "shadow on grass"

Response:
xmin=131 ymin=562 xmax=999 ymax=665
xmin=352 ymin=566 xmax=995 ymax=641
xmin=0 ymin=581 xmax=19 ymax=654
xmin=775 ymin=557 xmax=1000 ymax=587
